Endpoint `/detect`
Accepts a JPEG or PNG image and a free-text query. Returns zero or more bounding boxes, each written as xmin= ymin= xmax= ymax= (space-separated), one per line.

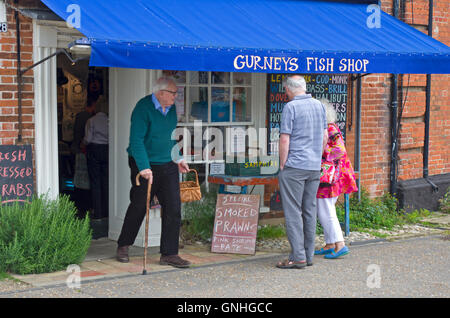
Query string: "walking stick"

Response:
xmin=136 ymin=173 xmax=151 ymax=275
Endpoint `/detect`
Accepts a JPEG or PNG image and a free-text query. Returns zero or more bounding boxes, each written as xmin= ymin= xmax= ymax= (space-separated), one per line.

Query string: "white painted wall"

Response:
xmin=33 ymin=23 xmax=59 ymax=200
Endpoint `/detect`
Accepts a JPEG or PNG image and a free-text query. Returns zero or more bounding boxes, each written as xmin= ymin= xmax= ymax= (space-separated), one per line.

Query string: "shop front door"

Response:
xmin=108 ymin=68 xmax=162 ymax=247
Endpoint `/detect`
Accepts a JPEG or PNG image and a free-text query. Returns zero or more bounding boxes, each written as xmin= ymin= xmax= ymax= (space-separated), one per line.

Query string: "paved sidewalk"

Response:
xmin=2 ymin=234 xmax=449 ymax=298
xmin=10 ymin=240 xmax=277 ymax=288
xmin=6 ymin=212 xmax=450 ymax=290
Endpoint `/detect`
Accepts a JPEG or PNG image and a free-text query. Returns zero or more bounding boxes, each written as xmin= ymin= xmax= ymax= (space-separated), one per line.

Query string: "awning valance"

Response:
xmin=41 ymin=0 xmax=450 ymax=74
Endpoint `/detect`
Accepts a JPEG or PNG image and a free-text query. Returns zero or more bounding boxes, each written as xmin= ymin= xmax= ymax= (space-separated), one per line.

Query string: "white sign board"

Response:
xmin=210 ymin=162 xmax=225 ymax=175
xmin=0 ymin=2 xmax=7 ymax=33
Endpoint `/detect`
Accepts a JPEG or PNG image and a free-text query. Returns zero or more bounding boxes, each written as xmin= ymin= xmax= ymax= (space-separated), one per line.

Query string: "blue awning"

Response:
xmin=42 ymin=0 xmax=450 ymax=74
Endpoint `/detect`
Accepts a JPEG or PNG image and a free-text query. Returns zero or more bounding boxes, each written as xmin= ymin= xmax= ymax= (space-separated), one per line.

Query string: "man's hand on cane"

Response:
xmin=139 ymin=168 xmax=153 ymax=184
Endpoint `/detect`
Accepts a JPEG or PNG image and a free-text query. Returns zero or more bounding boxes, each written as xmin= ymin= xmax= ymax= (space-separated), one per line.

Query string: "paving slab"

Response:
xmin=9 ymin=239 xmax=271 ymax=288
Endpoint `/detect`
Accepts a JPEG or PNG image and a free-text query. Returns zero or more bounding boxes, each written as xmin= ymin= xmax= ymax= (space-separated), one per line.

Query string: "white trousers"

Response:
xmin=317 ymin=197 xmax=344 ymax=244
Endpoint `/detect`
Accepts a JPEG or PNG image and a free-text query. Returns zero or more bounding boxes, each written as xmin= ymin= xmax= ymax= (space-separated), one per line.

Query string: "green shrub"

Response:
xmin=438 ymin=187 xmax=450 ymax=214
xmin=336 ymin=189 xmax=434 ymax=232
xmin=0 ymin=195 xmax=92 ymax=275
xmin=257 ymin=224 xmax=286 ymax=240
xmin=181 ymin=184 xmax=219 ymax=242
xmin=336 ymin=189 xmax=404 ymax=231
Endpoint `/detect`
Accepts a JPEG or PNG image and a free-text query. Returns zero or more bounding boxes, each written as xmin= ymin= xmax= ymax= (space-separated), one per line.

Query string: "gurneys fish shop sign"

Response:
xmin=233 ymin=54 xmax=370 ymax=73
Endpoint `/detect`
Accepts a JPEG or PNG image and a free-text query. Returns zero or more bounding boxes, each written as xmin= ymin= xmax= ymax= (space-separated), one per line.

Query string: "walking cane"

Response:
xmin=136 ymin=173 xmax=151 ymax=275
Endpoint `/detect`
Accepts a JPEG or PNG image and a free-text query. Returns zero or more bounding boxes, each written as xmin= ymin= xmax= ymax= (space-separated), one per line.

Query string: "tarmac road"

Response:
xmin=1 ymin=235 xmax=449 ymax=300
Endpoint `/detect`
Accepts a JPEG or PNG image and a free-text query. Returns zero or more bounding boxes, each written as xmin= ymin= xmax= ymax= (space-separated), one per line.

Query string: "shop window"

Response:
xmin=162 ymin=70 xmax=253 ymax=184
xmin=162 ymin=71 xmax=252 ymax=125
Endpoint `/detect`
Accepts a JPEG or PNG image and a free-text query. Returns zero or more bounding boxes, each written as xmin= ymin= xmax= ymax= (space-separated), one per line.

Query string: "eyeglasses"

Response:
xmin=162 ymin=89 xmax=178 ymax=96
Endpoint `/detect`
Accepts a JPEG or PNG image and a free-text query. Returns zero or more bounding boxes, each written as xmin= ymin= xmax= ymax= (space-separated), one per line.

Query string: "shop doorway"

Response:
xmin=56 ymin=53 xmax=110 ymax=239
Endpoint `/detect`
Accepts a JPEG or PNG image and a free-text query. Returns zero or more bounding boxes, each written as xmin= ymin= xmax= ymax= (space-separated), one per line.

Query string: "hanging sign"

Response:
xmin=0 ymin=145 xmax=34 ymax=204
xmin=267 ymin=73 xmax=349 ymax=155
xmin=211 ymin=194 xmax=260 ymax=255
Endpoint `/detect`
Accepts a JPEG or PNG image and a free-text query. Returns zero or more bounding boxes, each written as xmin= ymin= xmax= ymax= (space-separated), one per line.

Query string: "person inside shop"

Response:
xmin=84 ymin=98 xmax=109 ymax=220
xmin=71 ymin=94 xmax=97 ymax=218
xmin=116 ymin=76 xmax=191 ymax=268
xmin=276 ymin=75 xmax=328 ymax=269
xmin=315 ymin=99 xmax=358 ymax=259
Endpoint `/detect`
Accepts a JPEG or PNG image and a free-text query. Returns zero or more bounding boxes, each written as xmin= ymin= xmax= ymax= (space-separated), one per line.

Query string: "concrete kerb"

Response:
xmin=4 ymin=251 xmax=281 ymax=294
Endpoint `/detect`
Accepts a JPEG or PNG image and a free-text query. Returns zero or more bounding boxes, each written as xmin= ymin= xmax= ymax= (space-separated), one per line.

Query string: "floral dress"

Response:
xmin=317 ymin=123 xmax=358 ymax=199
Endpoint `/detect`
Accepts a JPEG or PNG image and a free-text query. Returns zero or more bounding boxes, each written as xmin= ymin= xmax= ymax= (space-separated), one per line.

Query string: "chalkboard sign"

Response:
xmin=211 ymin=194 xmax=260 ymax=255
xmin=0 ymin=145 xmax=34 ymax=204
xmin=267 ymin=74 xmax=348 ymax=155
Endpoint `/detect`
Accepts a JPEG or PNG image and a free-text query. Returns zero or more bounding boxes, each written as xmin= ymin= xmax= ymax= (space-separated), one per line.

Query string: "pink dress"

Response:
xmin=317 ymin=123 xmax=358 ymax=199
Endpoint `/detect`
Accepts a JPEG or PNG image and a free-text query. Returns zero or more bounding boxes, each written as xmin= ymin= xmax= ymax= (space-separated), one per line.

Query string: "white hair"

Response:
xmin=283 ymin=75 xmax=307 ymax=94
xmin=319 ymin=98 xmax=337 ymax=124
xmin=152 ymin=76 xmax=175 ymax=94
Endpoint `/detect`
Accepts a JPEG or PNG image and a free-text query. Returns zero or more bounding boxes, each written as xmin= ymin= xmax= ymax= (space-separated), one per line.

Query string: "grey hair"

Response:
xmin=283 ymin=75 xmax=307 ymax=94
xmin=152 ymin=76 xmax=175 ymax=94
xmin=319 ymin=98 xmax=337 ymax=124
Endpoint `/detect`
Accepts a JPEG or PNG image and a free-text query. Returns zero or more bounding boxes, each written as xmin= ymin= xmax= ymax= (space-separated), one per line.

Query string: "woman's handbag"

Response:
xmin=180 ymin=169 xmax=202 ymax=203
xmin=320 ymin=160 xmax=337 ymax=187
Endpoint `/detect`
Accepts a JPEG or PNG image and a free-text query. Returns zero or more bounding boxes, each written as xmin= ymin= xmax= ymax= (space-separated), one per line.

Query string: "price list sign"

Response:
xmin=267 ymin=74 xmax=349 ymax=155
xmin=211 ymin=194 xmax=260 ymax=255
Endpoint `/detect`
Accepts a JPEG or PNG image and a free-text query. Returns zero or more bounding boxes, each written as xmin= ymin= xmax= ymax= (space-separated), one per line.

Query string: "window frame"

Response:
xmin=163 ymin=71 xmax=253 ymax=127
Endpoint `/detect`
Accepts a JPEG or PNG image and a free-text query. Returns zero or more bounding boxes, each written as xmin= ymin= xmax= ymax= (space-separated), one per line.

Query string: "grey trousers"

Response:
xmin=278 ymin=167 xmax=320 ymax=262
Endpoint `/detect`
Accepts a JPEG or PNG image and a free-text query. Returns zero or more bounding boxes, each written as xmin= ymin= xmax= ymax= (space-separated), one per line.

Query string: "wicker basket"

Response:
xmin=180 ymin=169 xmax=202 ymax=203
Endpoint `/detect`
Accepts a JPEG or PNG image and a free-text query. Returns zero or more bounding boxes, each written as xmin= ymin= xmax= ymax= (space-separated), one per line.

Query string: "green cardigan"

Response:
xmin=127 ymin=95 xmax=179 ymax=172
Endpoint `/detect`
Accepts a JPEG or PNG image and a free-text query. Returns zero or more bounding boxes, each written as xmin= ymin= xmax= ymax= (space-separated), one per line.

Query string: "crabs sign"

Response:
xmin=0 ymin=145 xmax=34 ymax=204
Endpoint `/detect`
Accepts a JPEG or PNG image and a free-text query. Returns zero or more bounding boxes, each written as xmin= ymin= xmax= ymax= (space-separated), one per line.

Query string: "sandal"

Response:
xmin=276 ymin=259 xmax=307 ymax=269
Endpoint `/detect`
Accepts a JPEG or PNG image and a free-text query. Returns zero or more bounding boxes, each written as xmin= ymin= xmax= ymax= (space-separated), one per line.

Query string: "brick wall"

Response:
xmin=0 ymin=1 xmax=35 ymax=146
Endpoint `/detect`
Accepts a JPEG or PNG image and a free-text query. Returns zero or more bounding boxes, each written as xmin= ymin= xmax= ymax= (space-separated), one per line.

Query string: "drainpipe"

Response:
xmin=389 ymin=0 xmax=399 ymax=196
xmin=15 ymin=0 xmax=23 ymax=143
xmin=350 ymin=73 xmax=371 ymax=202
xmin=424 ymin=0 xmax=439 ymax=192
xmin=356 ymin=76 xmax=362 ymax=201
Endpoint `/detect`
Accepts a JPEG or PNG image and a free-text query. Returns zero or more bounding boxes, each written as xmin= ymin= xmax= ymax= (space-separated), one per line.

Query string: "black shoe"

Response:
xmin=116 ymin=245 xmax=129 ymax=263
xmin=160 ymin=255 xmax=191 ymax=268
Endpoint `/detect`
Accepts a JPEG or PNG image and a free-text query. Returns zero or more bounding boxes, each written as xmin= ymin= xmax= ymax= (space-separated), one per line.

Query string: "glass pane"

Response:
xmin=212 ymin=72 xmax=230 ymax=85
xmin=162 ymin=70 xmax=186 ymax=84
xmin=189 ymin=87 xmax=208 ymax=122
xmin=189 ymin=71 xmax=208 ymax=84
xmin=211 ymin=87 xmax=230 ymax=122
xmin=175 ymin=86 xmax=186 ymax=122
xmin=233 ymin=73 xmax=251 ymax=85
xmin=233 ymin=87 xmax=251 ymax=122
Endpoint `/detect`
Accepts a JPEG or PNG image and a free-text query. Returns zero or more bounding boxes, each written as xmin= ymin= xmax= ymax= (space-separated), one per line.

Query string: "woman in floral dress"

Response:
xmin=315 ymin=100 xmax=358 ymax=259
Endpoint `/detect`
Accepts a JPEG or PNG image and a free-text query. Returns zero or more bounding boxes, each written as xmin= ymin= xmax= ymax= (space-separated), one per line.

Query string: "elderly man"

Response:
xmin=116 ymin=77 xmax=190 ymax=268
xmin=276 ymin=75 xmax=328 ymax=269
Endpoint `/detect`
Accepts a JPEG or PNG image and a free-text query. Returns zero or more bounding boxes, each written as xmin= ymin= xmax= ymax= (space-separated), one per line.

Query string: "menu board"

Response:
xmin=267 ymin=74 xmax=349 ymax=155
xmin=0 ymin=145 xmax=34 ymax=204
xmin=211 ymin=194 xmax=260 ymax=255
